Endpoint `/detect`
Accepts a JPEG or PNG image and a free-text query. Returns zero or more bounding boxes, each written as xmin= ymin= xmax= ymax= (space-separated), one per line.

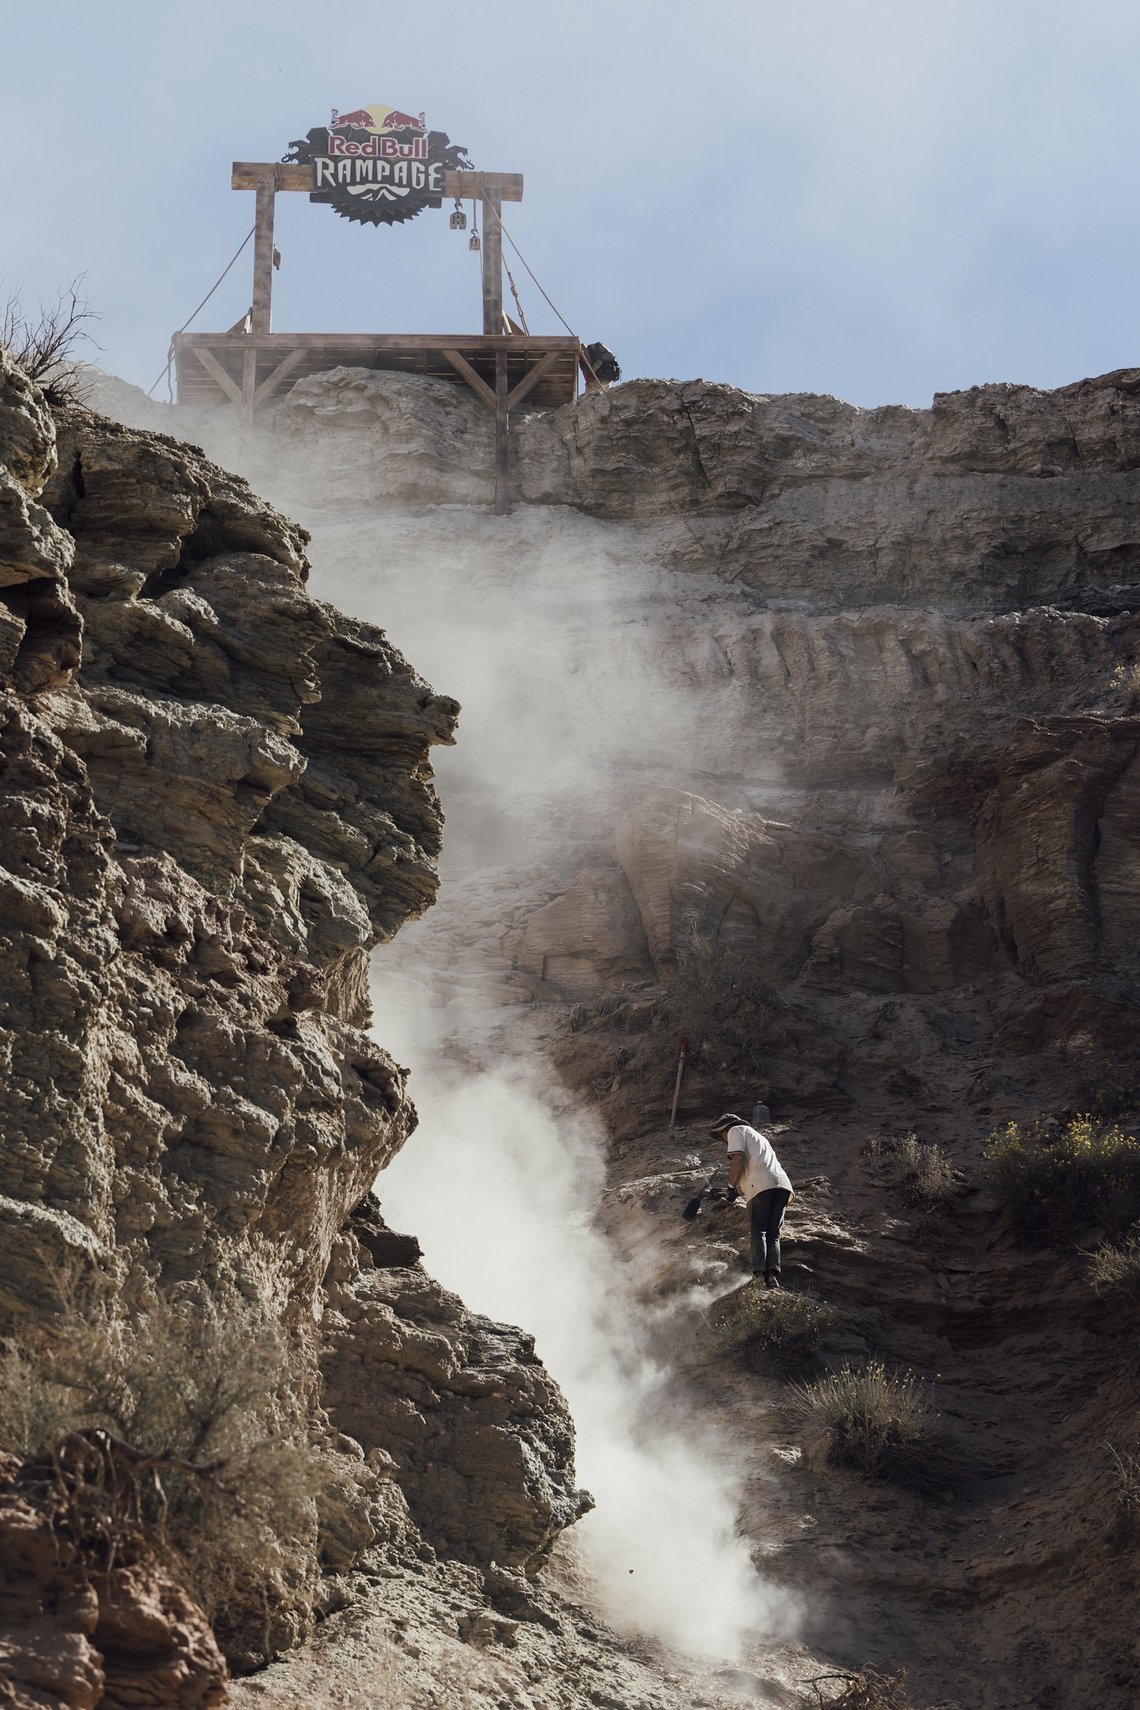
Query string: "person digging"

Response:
xmin=708 ymin=1111 xmax=793 ymax=1288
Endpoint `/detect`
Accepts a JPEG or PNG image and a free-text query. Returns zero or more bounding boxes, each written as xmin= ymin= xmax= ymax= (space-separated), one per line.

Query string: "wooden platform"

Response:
xmin=173 ymin=332 xmax=581 ymax=415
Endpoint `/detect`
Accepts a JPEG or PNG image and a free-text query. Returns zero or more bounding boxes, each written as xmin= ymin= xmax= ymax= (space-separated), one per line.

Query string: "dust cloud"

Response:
xmin=376 ymin=1043 xmax=794 ymax=1659
xmin=308 ymin=488 xmax=799 ymax=1661
xmin=300 ymin=485 xmax=794 ymax=1658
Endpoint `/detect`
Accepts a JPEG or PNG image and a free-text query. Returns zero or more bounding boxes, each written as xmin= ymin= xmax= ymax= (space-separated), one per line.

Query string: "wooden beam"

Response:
xmin=440 ymin=348 xmax=496 ymax=411
xmin=233 ymin=163 xmax=309 ymax=191
xmin=192 ymin=346 xmax=243 ymax=406
xmin=444 ymin=171 xmax=523 ymax=203
xmin=494 ymin=349 xmax=509 ymax=515
xmin=506 ymin=349 xmax=565 ymax=412
xmin=253 ymin=348 xmax=306 ymax=408
xmin=177 ymin=332 xmax=576 ymax=352
xmin=231 ymin=163 xmax=524 ymax=200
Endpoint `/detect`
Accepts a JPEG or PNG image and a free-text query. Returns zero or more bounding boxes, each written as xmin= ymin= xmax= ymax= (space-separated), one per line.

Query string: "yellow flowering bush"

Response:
xmin=985 ymin=1115 xmax=1140 ymax=1243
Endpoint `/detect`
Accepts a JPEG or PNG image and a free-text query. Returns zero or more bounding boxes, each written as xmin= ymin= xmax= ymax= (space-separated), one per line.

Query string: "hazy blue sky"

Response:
xmin=2 ymin=0 xmax=1136 ymax=407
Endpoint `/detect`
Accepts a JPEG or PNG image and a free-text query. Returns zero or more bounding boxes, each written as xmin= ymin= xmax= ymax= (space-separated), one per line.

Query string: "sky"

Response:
xmin=2 ymin=0 xmax=1137 ymax=409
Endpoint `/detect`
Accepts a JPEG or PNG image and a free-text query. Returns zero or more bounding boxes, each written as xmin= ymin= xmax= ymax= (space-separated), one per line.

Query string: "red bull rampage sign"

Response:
xmin=282 ymin=103 xmax=472 ymax=227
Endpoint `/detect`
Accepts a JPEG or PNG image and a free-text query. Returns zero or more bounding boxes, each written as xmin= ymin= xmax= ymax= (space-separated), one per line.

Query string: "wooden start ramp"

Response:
xmin=172 ymin=144 xmax=586 ymax=513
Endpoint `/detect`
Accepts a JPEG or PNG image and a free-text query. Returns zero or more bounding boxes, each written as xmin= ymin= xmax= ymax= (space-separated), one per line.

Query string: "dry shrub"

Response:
xmin=985 ymin=1115 xmax=1140 ymax=1244
xmin=1 ymin=278 xmax=100 ymax=406
xmin=0 ymin=1289 xmax=353 ymax=1665
xmin=806 ymin=1664 xmax=960 ymax=1710
xmin=1089 ymin=1231 xmax=1140 ymax=1298
xmin=872 ymin=1133 xmax=957 ymax=1210
xmin=670 ymin=917 xmax=773 ymax=1055
xmin=713 ymin=1286 xmax=840 ymax=1374
xmin=790 ymin=1360 xmax=961 ymax=1498
xmin=806 ymin=1666 xmax=915 ymax=1709
xmin=1107 ymin=1437 xmax=1140 ymax=1544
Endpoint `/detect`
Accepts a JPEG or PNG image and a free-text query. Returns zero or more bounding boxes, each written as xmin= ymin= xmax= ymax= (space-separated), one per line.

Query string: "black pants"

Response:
xmin=749 ymin=1188 xmax=791 ymax=1277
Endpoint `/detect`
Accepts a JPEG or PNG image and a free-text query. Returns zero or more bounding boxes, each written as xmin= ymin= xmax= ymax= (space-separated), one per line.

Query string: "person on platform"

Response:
xmin=708 ymin=1110 xmax=794 ymax=1288
xmin=580 ymin=341 xmax=621 ymax=391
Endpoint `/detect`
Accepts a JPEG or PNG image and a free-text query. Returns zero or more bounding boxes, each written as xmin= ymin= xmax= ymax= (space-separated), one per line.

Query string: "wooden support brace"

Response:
xmin=507 ymin=349 xmax=564 ymax=412
xmin=253 ymin=349 xmax=306 ymax=409
xmin=192 ymin=346 xmax=243 ymax=406
xmin=441 ymin=348 xmax=496 ymax=410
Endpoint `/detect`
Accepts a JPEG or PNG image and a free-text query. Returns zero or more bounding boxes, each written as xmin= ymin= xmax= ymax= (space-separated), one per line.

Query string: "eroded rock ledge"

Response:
xmin=0 ymin=348 xmax=586 ymax=1707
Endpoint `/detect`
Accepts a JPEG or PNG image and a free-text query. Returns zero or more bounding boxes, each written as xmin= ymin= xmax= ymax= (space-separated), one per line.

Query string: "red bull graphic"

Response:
xmin=282 ymin=100 xmax=471 ymax=227
xmin=329 ymin=108 xmax=375 ymax=130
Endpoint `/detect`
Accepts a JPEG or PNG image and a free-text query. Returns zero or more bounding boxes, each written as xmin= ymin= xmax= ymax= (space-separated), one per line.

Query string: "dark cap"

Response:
xmin=708 ymin=1112 xmax=746 ymax=1135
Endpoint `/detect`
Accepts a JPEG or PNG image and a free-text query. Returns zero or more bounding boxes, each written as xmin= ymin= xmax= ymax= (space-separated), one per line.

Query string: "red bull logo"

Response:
xmin=283 ymin=100 xmax=471 ymax=227
xmin=329 ymin=104 xmax=427 ymax=135
xmin=329 ymin=107 xmax=374 ymax=130
xmin=381 ymin=109 xmax=425 ymax=134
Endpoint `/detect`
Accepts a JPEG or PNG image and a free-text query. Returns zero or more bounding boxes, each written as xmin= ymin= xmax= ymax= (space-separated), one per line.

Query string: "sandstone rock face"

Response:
xmin=0 ymin=361 xmax=585 ymax=1699
xmin=502 ymin=866 xmax=653 ymax=997
xmin=517 ymin=373 xmax=1140 ymax=612
xmin=322 ymin=1230 xmax=589 ymax=1572
xmin=271 ymin=369 xmax=496 ymax=507
xmin=1 ymin=397 xmax=460 ymax=1320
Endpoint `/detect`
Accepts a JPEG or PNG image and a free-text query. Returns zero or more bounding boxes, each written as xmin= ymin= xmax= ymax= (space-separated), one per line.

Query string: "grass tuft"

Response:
xmin=713 ymin=1286 xmax=840 ymax=1374
xmin=1088 ymin=1232 xmax=1140 ymax=1298
xmin=789 ymin=1359 xmax=961 ymax=1498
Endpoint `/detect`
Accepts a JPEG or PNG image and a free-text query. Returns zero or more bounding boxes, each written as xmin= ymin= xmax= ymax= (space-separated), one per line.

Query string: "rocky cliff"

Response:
xmin=0 ymin=350 xmax=589 ymax=1709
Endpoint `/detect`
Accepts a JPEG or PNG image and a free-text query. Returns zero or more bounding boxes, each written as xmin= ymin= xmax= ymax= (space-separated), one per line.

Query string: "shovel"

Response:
xmin=682 ymin=1180 xmax=734 ymax=1221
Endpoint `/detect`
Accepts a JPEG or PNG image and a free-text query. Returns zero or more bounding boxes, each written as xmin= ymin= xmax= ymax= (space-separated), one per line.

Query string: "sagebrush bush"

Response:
xmin=0 ymin=1289 xmax=351 ymax=1663
xmin=985 ymin=1115 xmax=1140 ymax=1244
xmin=714 ymin=1286 xmax=839 ymax=1373
xmin=790 ymin=1359 xmax=959 ymax=1497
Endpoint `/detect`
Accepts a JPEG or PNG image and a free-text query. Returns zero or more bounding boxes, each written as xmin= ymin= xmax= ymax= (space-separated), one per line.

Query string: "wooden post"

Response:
xmin=669 ymin=1037 xmax=689 ymax=1129
xmin=239 ymin=346 xmax=257 ymax=469
xmin=481 ymin=189 xmax=503 ymax=335
xmin=251 ymin=173 xmax=277 ymax=333
xmin=494 ymin=349 xmax=509 ymax=516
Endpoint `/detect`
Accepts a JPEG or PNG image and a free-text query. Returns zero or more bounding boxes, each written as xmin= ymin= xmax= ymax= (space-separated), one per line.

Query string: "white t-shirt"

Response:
xmin=726 ymin=1123 xmax=792 ymax=1201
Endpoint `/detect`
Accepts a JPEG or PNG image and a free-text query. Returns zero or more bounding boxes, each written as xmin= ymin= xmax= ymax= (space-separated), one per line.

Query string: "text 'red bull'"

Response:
xmin=327 ymin=133 xmax=429 ymax=160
